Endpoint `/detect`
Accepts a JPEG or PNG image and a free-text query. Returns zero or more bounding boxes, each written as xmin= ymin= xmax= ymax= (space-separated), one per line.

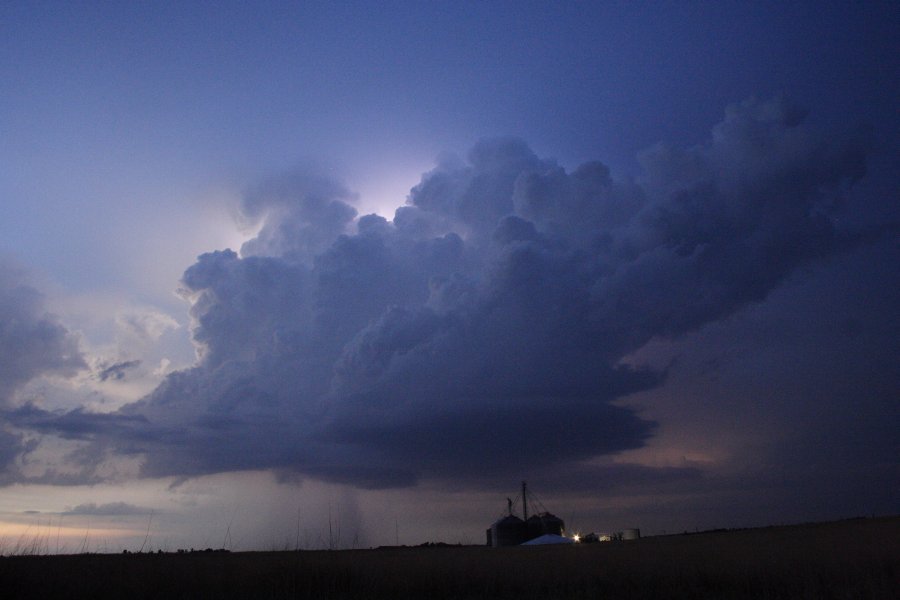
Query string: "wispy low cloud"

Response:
xmin=62 ymin=502 xmax=155 ymax=516
xmin=96 ymin=360 xmax=142 ymax=382
xmin=5 ymin=97 xmax=879 ymax=492
xmin=9 ymin=404 xmax=151 ymax=441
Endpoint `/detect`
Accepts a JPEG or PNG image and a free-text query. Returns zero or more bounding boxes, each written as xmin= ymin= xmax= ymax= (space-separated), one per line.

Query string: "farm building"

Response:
xmin=486 ymin=514 xmax=527 ymax=547
xmin=485 ymin=482 xmax=567 ymax=547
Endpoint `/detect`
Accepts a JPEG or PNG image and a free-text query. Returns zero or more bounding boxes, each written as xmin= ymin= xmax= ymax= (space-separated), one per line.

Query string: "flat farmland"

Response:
xmin=0 ymin=516 xmax=896 ymax=599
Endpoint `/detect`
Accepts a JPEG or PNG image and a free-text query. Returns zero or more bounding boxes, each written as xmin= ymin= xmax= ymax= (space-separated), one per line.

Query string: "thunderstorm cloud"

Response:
xmin=8 ymin=98 xmax=876 ymax=490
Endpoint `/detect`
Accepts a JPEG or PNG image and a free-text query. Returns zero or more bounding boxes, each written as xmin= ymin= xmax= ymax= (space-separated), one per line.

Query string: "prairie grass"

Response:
xmin=0 ymin=516 xmax=895 ymax=599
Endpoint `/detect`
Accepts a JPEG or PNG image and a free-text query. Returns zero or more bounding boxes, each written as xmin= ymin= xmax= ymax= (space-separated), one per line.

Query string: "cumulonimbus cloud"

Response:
xmin=8 ymin=97 xmax=873 ymax=489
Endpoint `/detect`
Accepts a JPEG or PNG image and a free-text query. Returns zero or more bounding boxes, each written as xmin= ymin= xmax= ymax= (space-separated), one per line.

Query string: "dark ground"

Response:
xmin=0 ymin=516 xmax=896 ymax=599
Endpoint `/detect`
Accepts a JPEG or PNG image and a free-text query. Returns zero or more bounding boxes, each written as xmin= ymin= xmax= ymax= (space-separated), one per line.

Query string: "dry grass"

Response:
xmin=0 ymin=516 xmax=896 ymax=599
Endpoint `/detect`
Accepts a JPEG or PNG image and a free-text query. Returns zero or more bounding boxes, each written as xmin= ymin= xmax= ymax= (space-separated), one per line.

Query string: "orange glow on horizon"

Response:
xmin=0 ymin=520 xmax=140 ymax=541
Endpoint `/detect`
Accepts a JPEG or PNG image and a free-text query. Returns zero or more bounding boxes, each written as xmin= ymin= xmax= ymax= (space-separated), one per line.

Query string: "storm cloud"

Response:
xmin=14 ymin=97 xmax=874 ymax=490
xmin=0 ymin=263 xmax=84 ymax=476
xmin=0 ymin=263 xmax=84 ymax=407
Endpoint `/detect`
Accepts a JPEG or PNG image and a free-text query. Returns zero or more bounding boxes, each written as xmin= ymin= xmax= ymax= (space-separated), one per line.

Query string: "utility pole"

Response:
xmin=522 ymin=481 xmax=528 ymax=520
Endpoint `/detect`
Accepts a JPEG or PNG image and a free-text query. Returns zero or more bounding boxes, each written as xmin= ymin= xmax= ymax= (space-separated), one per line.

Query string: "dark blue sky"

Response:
xmin=0 ymin=2 xmax=897 ymax=549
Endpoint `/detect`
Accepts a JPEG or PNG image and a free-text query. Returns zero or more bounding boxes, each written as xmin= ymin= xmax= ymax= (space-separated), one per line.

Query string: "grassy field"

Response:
xmin=0 ymin=516 xmax=896 ymax=599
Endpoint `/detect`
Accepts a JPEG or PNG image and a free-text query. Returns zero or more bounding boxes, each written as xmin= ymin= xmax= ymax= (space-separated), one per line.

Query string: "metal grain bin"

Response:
xmin=525 ymin=512 xmax=565 ymax=541
xmin=491 ymin=514 xmax=526 ymax=547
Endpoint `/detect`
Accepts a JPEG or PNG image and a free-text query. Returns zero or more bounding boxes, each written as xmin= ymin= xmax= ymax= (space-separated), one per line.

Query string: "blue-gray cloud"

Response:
xmin=96 ymin=360 xmax=142 ymax=382
xmin=12 ymin=97 xmax=877 ymax=490
xmin=0 ymin=263 xmax=84 ymax=478
xmin=62 ymin=501 xmax=154 ymax=516
xmin=0 ymin=263 xmax=85 ymax=407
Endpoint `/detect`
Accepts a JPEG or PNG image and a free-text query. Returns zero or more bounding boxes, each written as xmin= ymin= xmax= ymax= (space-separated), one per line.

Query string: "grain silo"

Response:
xmin=622 ymin=528 xmax=641 ymax=540
xmin=486 ymin=482 xmax=566 ymax=546
xmin=525 ymin=512 xmax=565 ymax=539
xmin=489 ymin=514 xmax=527 ymax=547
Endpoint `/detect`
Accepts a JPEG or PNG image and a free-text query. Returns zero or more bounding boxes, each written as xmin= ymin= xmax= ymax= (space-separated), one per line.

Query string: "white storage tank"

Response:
xmin=622 ymin=528 xmax=641 ymax=540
